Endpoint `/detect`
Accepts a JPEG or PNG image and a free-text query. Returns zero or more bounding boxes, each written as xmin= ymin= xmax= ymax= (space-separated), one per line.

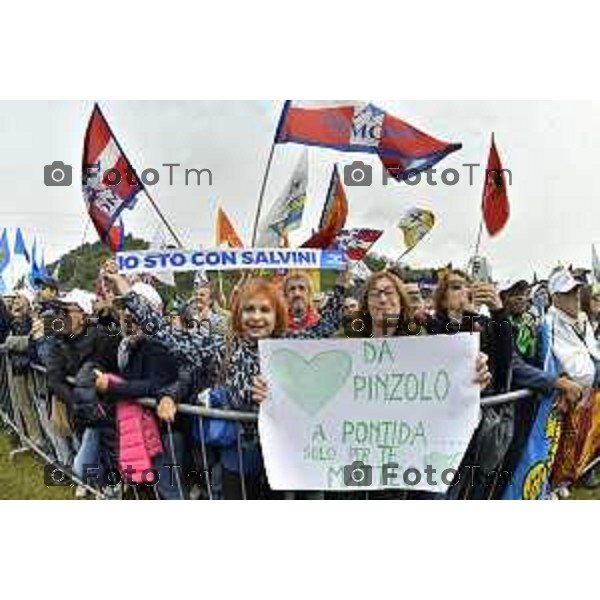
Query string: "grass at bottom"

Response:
xmin=0 ymin=428 xmax=76 ymax=500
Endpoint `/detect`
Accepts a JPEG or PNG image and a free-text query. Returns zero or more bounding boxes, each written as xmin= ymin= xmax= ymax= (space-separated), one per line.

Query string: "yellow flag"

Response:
xmin=398 ymin=207 xmax=436 ymax=251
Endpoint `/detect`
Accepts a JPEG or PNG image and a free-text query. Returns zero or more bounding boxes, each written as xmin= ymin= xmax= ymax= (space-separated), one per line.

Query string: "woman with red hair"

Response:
xmin=107 ymin=268 xmax=349 ymax=499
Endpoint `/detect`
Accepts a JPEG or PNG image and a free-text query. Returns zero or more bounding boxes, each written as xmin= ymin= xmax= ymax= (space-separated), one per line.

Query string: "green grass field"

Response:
xmin=0 ymin=428 xmax=598 ymax=500
xmin=0 ymin=429 xmax=75 ymax=500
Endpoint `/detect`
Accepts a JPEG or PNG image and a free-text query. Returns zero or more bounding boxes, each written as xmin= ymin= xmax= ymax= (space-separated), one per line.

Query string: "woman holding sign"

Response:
xmin=105 ymin=265 xmax=350 ymax=499
xmin=427 ymin=269 xmax=514 ymax=499
xmin=252 ymin=270 xmax=492 ymax=500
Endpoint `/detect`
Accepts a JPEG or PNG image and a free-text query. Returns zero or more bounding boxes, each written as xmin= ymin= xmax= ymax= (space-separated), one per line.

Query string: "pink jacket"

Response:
xmin=110 ymin=376 xmax=163 ymax=483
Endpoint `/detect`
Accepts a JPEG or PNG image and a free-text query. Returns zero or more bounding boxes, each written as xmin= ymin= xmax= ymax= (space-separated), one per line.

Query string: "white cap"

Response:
xmin=59 ymin=289 xmax=96 ymax=315
xmin=15 ymin=289 xmax=35 ymax=306
xmin=131 ymin=282 xmax=163 ymax=313
xmin=498 ymin=279 xmax=529 ymax=294
xmin=548 ymin=269 xmax=582 ymax=295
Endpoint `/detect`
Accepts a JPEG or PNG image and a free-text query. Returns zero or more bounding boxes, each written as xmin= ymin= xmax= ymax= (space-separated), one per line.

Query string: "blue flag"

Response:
xmin=502 ymin=315 xmax=563 ymax=499
xmin=14 ymin=227 xmax=30 ymax=262
xmin=30 ymin=238 xmax=41 ymax=283
xmin=0 ymin=229 xmax=11 ymax=274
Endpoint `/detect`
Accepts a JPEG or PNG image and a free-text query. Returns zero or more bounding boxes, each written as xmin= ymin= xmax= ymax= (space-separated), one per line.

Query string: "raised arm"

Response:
xmin=104 ymin=267 xmax=224 ymax=366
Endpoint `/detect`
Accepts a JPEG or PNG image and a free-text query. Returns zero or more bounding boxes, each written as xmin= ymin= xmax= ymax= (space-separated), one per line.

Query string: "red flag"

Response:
xmin=319 ymin=165 xmax=348 ymax=232
xmin=301 ymin=165 xmax=348 ymax=250
xmin=82 ymin=104 xmax=143 ymax=251
xmin=332 ymin=228 xmax=383 ymax=262
xmin=482 ymin=135 xmax=510 ymax=236
xmin=276 ymin=101 xmax=462 ymax=182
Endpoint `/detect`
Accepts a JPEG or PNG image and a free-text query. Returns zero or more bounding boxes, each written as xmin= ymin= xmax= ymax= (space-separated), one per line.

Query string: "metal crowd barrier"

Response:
xmin=5 ymin=347 xmax=595 ymax=500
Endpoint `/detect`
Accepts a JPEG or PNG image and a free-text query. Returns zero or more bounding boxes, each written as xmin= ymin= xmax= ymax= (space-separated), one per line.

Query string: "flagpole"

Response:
xmin=94 ymin=103 xmax=184 ymax=250
xmin=140 ymin=186 xmax=184 ymax=248
xmin=251 ymin=139 xmax=277 ymax=246
xmin=471 ymin=132 xmax=494 ymax=270
xmin=251 ymin=101 xmax=291 ymax=247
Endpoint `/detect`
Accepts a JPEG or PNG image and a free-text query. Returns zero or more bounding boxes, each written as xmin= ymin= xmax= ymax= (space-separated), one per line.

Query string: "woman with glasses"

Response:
xmin=254 ymin=270 xmax=492 ymax=501
xmin=427 ymin=269 xmax=515 ymax=499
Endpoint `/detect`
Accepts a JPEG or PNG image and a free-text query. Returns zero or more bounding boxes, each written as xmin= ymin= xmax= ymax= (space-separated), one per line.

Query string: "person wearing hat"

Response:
xmin=499 ymin=279 xmax=537 ymax=361
xmin=546 ymin=268 xmax=600 ymax=390
xmin=496 ymin=277 xmax=587 ymax=497
xmin=94 ymin=282 xmax=183 ymax=499
xmin=34 ymin=275 xmax=60 ymax=304
xmin=46 ymin=289 xmax=122 ymax=490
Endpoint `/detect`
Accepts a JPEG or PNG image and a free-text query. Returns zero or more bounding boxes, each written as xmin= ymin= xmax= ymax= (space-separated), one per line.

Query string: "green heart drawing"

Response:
xmin=269 ymin=349 xmax=353 ymax=416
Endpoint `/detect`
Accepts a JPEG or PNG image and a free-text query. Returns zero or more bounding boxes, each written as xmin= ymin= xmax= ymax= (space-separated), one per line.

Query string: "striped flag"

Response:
xmin=276 ymin=101 xmax=461 ymax=181
xmin=82 ymin=103 xmax=143 ymax=251
xmin=300 ymin=164 xmax=348 ymax=250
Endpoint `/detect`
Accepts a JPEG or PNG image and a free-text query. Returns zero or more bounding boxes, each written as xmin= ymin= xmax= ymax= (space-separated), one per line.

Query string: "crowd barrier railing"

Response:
xmin=1 ymin=348 xmax=598 ymax=499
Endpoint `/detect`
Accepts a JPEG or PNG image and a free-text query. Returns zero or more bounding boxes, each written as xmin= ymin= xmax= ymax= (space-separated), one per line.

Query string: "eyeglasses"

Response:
xmin=368 ymin=288 xmax=397 ymax=300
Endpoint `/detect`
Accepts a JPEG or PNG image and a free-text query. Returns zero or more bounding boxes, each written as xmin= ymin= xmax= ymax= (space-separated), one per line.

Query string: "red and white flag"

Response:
xmin=332 ymin=228 xmax=383 ymax=262
xmin=82 ymin=104 xmax=143 ymax=251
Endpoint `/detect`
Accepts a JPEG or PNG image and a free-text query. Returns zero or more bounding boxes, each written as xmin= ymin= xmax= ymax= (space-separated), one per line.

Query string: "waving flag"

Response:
xmin=502 ymin=314 xmax=562 ymax=499
xmin=300 ymin=164 xmax=348 ymax=250
xmin=331 ymin=228 xmax=383 ymax=262
xmin=14 ymin=228 xmax=30 ymax=263
xmin=216 ymin=207 xmax=244 ymax=248
xmin=319 ymin=164 xmax=348 ymax=233
xmin=257 ymin=149 xmax=308 ymax=246
xmin=0 ymin=229 xmax=11 ymax=274
xmin=482 ymin=134 xmax=510 ymax=236
xmin=398 ymin=207 xmax=436 ymax=251
xmin=276 ymin=101 xmax=461 ymax=182
xmin=82 ymin=103 xmax=143 ymax=251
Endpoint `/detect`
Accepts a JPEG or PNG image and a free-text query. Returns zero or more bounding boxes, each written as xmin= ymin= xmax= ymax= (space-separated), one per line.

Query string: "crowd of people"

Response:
xmin=1 ymin=255 xmax=599 ymax=500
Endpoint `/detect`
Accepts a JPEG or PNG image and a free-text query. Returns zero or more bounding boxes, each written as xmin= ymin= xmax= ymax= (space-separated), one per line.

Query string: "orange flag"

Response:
xmin=216 ymin=207 xmax=244 ymax=248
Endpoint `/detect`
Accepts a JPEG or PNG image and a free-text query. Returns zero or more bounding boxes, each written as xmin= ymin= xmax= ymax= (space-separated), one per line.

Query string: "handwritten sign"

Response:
xmin=258 ymin=334 xmax=480 ymax=493
xmin=116 ymin=248 xmax=346 ymax=274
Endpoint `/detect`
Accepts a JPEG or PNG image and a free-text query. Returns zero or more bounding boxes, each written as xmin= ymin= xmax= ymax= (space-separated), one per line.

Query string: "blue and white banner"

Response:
xmin=116 ymin=248 xmax=347 ymax=275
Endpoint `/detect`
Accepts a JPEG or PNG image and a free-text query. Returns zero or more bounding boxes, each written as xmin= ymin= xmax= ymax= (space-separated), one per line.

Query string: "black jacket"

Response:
xmin=426 ymin=309 xmax=515 ymax=499
xmin=426 ymin=309 xmax=514 ymax=395
xmin=47 ymin=325 xmax=120 ymax=407
xmin=107 ymin=336 xmax=179 ymax=400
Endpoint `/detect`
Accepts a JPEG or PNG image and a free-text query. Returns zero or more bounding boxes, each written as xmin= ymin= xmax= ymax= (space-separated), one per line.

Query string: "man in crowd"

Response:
xmin=46 ymin=289 xmax=121 ymax=494
xmin=283 ymin=272 xmax=320 ymax=332
xmin=404 ymin=282 xmax=425 ymax=318
xmin=187 ymin=273 xmax=228 ymax=335
xmin=499 ymin=277 xmax=584 ymax=496
xmin=546 ymin=268 xmax=600 ymax=389
xmin=343 ymin=296 xmax=359 ymax=319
